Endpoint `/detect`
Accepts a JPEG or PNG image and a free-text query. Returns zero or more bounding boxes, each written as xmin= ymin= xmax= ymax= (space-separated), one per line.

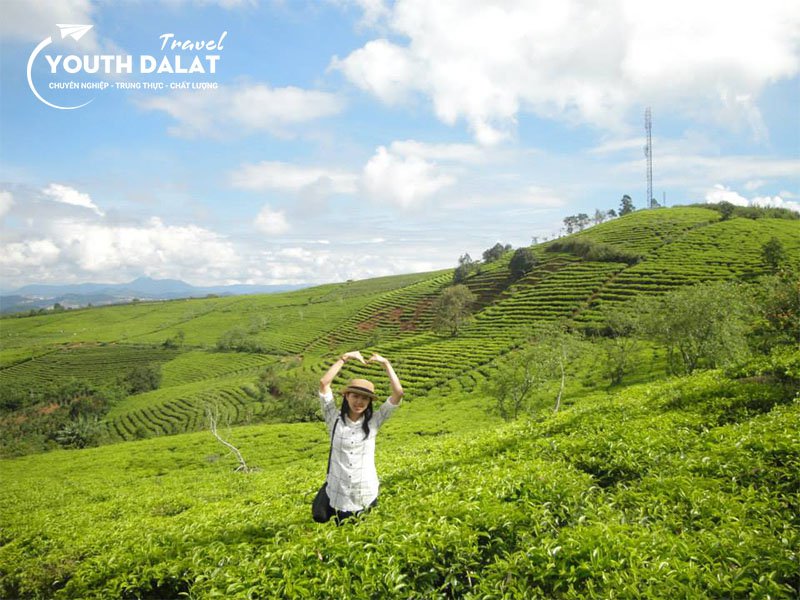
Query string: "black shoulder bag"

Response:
xmin=312 ymin=418 xmax=338 ymax=523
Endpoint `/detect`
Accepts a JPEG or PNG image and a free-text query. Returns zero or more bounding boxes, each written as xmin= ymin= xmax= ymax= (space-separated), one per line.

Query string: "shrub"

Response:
xmin=124 ymin=364 xmax=162 ymax=394
xmin=547 ymin=239 xmax=641 ymax=264
xmin=509 ymin=247 xmax=537 ymax=279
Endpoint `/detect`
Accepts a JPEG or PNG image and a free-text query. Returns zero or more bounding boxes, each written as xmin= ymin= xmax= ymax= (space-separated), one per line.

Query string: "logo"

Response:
xmin=28 ymin=25 xmax=226 ymax=110
xmin=27 ymin=24 xmax=95 ymax=110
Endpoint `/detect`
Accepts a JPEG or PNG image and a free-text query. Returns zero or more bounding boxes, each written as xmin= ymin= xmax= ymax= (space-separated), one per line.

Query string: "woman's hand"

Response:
xmin=341 ymin=350 xmax=367 ymax=364
xmin=368 ymin=353 xmax=389 ymax=366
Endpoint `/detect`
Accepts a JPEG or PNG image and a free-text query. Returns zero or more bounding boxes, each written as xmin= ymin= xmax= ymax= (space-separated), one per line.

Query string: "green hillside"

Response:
xmin=1 ymin=206 xmax=799 ymax=598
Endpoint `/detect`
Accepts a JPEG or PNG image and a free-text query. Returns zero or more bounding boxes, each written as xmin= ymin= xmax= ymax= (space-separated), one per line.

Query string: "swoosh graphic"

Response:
xmin=27 ymin=35 xmax=94 ymax=110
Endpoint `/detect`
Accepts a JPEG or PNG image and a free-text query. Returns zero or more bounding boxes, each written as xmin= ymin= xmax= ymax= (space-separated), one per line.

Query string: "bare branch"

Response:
xmin=206 ymin=405 xmax=250 ymax=472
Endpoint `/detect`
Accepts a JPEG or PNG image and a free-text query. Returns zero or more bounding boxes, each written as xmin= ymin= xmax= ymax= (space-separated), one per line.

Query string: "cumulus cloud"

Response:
xmin=230 ymin=140 xmax=476 ymax=208
xmin=230 ymin=161 xmax=358 ymax=194
xmin=752 ymin=195 xmax=800 ymax=213
xmin=705 ymin=184 xmax=749 ymax=206
xmin=52 ymin=217 xmax=238 ymax=274
xmin=0 ymin=185 xmax=241 ymax=286
xmin=43 ymin=183 xmax=104 ymax=216
xmin=139 ymin=83 xmax=345 ymax=138
xmin=331 ymin=39 xmax=418 ymax=104
xmin=704 ymin=184 xmax=799 ymax=212
xmin=254 ymin=205 xmax=290 ymax=235
xmin=0 ymin=191 xmax=13 ymax=219
xmin=362 ymin=145 xmax=455 ymax=207
xmin=334 ymin=0 xmax=800 ymax=142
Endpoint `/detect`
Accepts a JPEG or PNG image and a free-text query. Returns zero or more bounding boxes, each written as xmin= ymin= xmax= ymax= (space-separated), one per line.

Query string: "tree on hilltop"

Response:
xmin=619 ymin=195 xmax=634 ymax=216
xmin=482 ymin=242 xmax=512 ymax=263
xmin=718 ymin=201 xmax=736 ymax=221
xmin=453 ymin=253 xmax=479 ymax=284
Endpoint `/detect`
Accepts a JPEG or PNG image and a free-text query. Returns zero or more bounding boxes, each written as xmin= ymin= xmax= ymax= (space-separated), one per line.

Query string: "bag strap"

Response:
xmin=325 ymin=418 xmax=339 ymax=475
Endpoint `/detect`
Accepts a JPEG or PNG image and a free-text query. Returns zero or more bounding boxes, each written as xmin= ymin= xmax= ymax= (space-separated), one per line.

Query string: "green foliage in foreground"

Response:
xmin=1 ymin=350 xmax=797 ymax=599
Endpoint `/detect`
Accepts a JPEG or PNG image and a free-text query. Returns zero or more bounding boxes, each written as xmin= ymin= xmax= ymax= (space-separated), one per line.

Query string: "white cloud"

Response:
xmin=0 ymin=191 xmax=13 ymax=219
xmin=752 ymin=195 xmax=800 ymax=213
xmin=0 ymin=239 xmax=61 ymax=268
xmin=704 ymin=185 xmax=800 ymax=213
xmin=139 ymin=83 xmax=345 ymax=138
xmin=254 ymin=205 xmax=290 ymax=235
xmin=362 ymin=145 xmax=455 ymax=207
xmin=705 ymin=184 xmax=749 ymax=206
xmin=331 ymin=39 xmax=418 ymax=105
xmin=335 ymin=0 xmax=800 ymax=142
xmin=230 ymin=161 xmax=358 ymax=194
xmin=388 ymin=140 xmax=487 ymax=164
xmin=43 ymin=183 xmax=104 ymax=216
xmin=0 ymin=189 xmax=240 ymax=286
xmin=58 ymin=217 xmax=238 ymax=273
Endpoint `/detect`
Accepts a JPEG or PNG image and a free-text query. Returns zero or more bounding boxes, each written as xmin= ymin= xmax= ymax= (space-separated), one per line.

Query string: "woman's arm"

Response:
xmin=369 ymin=354 xmax=404 ymax=405
xmin=319 ymin=350 xmax=366 ymax=394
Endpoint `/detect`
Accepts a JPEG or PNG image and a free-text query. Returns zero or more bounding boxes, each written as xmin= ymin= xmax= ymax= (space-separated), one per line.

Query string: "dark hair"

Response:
xmin=340 ymin=394 xmax=373 ymax=439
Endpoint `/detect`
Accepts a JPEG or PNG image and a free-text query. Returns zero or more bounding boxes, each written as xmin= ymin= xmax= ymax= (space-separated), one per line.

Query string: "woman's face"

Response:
xmin=346 ymin=392 xmax=372 ymax=417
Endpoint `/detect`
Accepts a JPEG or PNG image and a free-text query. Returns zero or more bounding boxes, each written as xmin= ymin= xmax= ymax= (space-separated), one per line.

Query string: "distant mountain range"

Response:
xmin=0 ymin=277 xmax=310 ymax=314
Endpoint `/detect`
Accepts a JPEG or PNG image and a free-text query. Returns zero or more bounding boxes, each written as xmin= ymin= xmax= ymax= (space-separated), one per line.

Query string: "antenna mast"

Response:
xmin=644 ymin=107 xmax=653 ymax=208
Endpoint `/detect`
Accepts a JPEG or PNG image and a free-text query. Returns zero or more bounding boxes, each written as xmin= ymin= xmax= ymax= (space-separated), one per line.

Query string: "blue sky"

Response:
xmin=1 ymin=0 xmax=798 ymax=289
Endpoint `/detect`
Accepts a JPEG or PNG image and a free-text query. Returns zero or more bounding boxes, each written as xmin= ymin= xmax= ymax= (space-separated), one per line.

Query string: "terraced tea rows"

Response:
xmin=161 ymin=351 xmax=276 ymax=387
xmin=580 ymin=217 xmax=800 ymax=320
xmin=568 ymin=207 xmax=719 ymax=255
xmin=473 ymin=259 xmax=625 ymax=330
xmin=307 ymin=271 xmax=452 ymax=352
xmin=0 ymin=344 xmax=179 ymax=400
xmin=104 ymin=376 xmax=261 ymax=441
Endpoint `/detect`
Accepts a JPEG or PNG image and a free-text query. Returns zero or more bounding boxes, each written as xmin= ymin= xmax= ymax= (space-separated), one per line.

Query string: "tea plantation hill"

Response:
xmin=1 ymin=206 xmax=797 ymax=447
xmin=1 ymin=205 xmax=799 ymax=598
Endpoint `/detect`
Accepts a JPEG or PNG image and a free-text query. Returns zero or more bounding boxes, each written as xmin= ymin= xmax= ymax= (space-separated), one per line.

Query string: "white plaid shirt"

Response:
xmin=319 ymin=390 xmax=399 ymax=512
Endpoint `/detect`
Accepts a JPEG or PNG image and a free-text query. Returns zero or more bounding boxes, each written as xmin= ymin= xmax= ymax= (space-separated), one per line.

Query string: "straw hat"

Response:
xmin=342 ymin=378 xmax=377 ymax=399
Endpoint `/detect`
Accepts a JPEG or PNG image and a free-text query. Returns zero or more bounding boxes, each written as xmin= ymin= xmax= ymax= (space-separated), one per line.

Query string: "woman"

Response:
xmin=318 ymin=350 xmax=404 ymax=523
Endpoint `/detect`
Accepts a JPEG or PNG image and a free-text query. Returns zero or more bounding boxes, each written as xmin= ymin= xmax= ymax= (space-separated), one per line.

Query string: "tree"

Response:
xmin=761 ymin=237 xmax=787 ymax=272
xmin=593 ymin=209 xmax=608 ymax=225
xmin=509 ymin=247 xmax=536 ymax=279
xmin=53 ymin=416 xmax=100 ymax=449
xmin=619 ymin=195 xmax=634 ymax=215
xmin=482 ymin=242 xmax=511 ymax=263
xmin=563 ymin=215 xmax=578 ymax=234
xmin=597 ymin=304 xmax=644 ymax=385
xmin=641 ymin=281 xmax=752 ymax=374
xmin=124 ymin=364 xmax=162 ymax=394
xmin=453 ymin=253 xmax=479 ymax=283
xmin=482 ymin=325 xmax=584 ymax=419
xmin=256 ymin=362 xmax=319 ymax=423
xmin=162 ymin=329 xmax=185 ymax=349
xmin=575 ymin=213 xmax=590 ymax=231
xmin=432 ymin=284 xmax=476 ymax=337
xmin=718 ymin=201 xmax=736 ymax=221
xmin=752 ymin=268 xmax=800 ymax=349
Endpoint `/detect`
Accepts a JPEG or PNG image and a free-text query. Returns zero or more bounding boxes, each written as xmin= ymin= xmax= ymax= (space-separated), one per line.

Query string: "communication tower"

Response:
xmin=644 ymin=107 xmax=653 ymax=208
